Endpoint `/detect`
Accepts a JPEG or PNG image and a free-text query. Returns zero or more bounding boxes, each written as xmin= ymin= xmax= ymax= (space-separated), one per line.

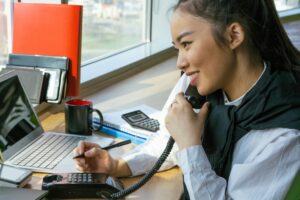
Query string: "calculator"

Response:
xmin=122 ymin=110 xmax=160 ymax=132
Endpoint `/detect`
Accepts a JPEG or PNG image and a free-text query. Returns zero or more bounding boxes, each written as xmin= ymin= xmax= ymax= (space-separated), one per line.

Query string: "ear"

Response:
xmin=225 ymin=22 xmax=245 ymax=50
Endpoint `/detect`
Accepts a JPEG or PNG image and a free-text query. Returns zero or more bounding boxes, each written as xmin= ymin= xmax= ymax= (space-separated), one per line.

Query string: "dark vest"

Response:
xmin=183 ymin=66 xmax=300 ymax=199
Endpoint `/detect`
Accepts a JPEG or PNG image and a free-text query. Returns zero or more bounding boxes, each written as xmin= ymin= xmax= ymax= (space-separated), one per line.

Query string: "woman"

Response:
xmin=166 ymin=0 xmax=300 ymax=199
xmin=74 ymin=0 xmax=300 ymax=199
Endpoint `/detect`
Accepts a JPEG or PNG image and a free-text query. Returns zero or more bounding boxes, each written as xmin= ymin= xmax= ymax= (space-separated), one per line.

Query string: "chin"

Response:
xmin=197 ymin=86 xmax=215 ymax=96
xmin=196 ymin=87 xmax=207 ymax=96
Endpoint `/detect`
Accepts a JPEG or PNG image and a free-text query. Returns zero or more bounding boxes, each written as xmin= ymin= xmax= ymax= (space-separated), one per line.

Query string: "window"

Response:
xmin=80 ymin=0 xmax=177 ymax=83
xmin=69 ymin=0 xmax=149 ymax=65
xmin=0 ymin=1 xmax=10 ymax=66
xmin=275 ymin=0 xmax=300 ymax=11
xmin=5 ymin=1 xmax=298 ymax=83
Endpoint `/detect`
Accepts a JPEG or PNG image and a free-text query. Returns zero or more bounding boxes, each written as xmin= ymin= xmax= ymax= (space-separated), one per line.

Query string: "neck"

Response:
xmin=223 ymin=51 xmax=264 ymax=101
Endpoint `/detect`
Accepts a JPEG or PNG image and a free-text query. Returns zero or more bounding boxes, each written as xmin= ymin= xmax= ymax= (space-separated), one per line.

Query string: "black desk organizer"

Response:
xmin=2 ymin=53 xmax=69 ymax=104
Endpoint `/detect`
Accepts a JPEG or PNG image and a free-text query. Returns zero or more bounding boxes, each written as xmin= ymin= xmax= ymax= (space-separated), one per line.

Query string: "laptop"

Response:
xmin=0 ymin=72 xmax=113 ymax=173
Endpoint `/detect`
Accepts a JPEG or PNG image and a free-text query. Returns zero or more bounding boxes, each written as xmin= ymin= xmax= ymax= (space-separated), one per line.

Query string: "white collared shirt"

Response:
xmin=122 ymin=72 xmax=300 ymax=200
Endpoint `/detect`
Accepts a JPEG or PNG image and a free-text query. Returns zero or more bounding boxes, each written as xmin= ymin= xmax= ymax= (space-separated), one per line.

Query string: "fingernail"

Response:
xmin=79 ymin=158 xmax=85 ymax=165
xmin=85 ymin=148 xmax=94 ymax=157
xmin=84 ymin=151 xmax=89 ymax=157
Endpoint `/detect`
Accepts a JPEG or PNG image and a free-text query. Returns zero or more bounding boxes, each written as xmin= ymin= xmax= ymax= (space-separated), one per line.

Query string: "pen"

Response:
xmin=73 ymin=139 xmax=131 ymax=159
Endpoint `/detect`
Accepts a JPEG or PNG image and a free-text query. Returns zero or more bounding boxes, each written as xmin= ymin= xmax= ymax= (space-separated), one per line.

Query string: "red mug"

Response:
xmin=64 ymin=99 xmax=103 ymax=135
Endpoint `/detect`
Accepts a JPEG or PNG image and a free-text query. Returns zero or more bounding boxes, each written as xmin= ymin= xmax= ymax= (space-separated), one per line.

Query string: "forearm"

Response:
xmin=177 ymin=145 xmax=227 ymax=200
xmin=121 ymin=132 xmax=178 ymax=176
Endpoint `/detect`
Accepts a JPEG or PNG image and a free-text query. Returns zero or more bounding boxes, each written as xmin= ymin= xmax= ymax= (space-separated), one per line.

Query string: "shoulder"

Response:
xmin=272 ymin=67 xmax=300 ymax=85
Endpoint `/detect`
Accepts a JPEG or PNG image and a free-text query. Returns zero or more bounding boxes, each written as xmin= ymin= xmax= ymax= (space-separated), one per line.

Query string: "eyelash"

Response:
xmin=181 ymin=41 xmax=192 ymax=49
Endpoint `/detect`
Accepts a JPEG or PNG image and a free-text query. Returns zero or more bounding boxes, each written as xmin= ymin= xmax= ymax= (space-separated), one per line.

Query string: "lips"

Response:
xmin=187 ymin=72 xmax=199 ymax=86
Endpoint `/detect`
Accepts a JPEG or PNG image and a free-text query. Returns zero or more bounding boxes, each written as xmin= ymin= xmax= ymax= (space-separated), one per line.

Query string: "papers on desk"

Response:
xmin=94 ymin=105 xmax=160 ymax=144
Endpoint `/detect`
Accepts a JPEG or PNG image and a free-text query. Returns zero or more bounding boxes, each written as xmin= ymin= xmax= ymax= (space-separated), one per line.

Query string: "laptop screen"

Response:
xmin=0 ymin=74 xmax=40 ymax=152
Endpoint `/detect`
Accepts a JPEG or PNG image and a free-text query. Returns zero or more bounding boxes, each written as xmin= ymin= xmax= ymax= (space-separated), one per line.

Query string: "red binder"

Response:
xmin=13 ymin=3 xmax=82 ymax=97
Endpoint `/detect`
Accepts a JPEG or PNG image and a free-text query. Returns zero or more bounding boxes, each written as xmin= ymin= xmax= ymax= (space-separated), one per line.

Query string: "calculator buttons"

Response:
xmin=132 ymin=118 xmax=160 ymax=132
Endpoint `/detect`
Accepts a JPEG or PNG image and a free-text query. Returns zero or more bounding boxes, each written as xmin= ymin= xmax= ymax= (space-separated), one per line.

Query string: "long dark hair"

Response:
xmin=174 ymin=0 xmax=300 ymax=72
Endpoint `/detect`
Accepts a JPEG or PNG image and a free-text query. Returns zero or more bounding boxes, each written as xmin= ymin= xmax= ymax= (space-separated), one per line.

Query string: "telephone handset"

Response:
xmin=185 ymin=95 xmax=206 ymax=109
xmin=42 ymin=94 xmax=206 ymax=200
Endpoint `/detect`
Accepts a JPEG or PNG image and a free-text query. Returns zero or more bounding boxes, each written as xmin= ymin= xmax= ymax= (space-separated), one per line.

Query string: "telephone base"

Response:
xmin=42 ymin=173 xmax=123 ymax=199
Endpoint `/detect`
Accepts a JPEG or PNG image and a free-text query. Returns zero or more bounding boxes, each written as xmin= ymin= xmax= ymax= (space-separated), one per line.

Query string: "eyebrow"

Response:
xmin=175 ymin=31 xmax=194 ymax=43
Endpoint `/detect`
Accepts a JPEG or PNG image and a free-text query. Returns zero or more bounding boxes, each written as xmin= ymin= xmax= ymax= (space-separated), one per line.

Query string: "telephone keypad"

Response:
xmin=68 ymin=173 xmax=93 ymax=183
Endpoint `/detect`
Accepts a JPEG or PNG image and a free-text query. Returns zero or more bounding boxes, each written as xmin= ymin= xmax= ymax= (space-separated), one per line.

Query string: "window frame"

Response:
xmin=80 ymin=0 xmax=177 ymax=86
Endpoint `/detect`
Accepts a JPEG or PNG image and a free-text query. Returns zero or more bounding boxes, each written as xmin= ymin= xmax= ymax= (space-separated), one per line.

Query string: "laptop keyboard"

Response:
xmin=12 ymin=134 xmax=85 ymax=169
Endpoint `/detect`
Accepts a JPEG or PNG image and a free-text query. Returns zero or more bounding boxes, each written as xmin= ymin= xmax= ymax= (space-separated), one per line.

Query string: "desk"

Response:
xmin=27 ymin=57 xmax=184 ymax=199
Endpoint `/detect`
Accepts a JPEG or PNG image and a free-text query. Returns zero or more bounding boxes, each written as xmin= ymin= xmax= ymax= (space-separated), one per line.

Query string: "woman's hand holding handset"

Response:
xmin=165 ymin=92 xmax=210 ymax=150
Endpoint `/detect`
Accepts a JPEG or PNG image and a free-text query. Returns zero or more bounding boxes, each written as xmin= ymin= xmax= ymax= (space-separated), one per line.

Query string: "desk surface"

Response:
xmin=29 ymin=57 xmax=183 ymax=199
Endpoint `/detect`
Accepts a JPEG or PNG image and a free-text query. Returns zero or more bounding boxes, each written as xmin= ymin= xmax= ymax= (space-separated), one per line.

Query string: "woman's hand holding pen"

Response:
xmin=165 ymin=92 xmax=210 ymax=150
xmin=73 ymin=141 xmax=117 ymax=175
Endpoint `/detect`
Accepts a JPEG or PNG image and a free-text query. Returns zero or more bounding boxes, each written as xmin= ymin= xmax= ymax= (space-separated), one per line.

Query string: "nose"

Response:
xmin=176 ymin=51 xmax=188 ymax=70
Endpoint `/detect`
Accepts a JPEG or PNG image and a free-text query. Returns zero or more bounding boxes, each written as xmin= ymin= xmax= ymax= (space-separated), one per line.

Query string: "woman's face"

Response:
xmin=171 ymin=9 xmax=236 ymax=96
